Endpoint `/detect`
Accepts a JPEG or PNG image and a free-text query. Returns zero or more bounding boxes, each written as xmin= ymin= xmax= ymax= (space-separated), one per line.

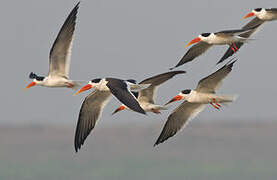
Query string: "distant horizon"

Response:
xmin=1 ymin=118 xmax=276 ymax=127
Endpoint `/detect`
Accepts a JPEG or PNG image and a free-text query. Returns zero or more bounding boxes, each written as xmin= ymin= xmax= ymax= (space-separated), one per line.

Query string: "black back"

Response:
xmin=106 ymin=78 xmax=146 ymax=114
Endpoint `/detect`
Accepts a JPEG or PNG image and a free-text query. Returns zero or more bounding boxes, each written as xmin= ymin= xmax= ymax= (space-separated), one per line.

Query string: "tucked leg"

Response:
xmin=151 ymin=108 xmax=161 ymax=114
xmin=232 ymin=43 xmax=239 ymax=51
xmin=213 ymin=99 xmax=221 ymax=108
xmin=230 ymin=46 xmax=236 ymax=53
xmin=210 ymin=102 xmax=220 ymax=110
xmin=67 ymin=83 xmax=74 ymax=88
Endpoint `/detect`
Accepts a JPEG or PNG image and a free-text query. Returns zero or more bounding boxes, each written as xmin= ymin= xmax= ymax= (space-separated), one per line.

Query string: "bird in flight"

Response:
xmin=73 ymin=77 xmax=149 ymax=152
xmin=25 ymin=2 xmax=84 ymax=90
xmin=171 ymin=26 xmax=257 ymax=69
xmin=218 ymin=8 xmax=277 ymax=64
xmin=155 ymin=60 xmax=238 ymax=146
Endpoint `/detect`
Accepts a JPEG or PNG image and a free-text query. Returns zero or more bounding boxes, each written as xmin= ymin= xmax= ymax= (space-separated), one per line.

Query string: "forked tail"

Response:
xmin=216 ymin=94 xmax=238 ymax=105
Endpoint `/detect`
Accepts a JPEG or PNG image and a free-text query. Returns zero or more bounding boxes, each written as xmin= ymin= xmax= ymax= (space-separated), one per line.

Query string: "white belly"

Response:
xmin=211 ymin=36 xmax=237 ymax=45
xmin=188 ymin=92 xmax=216 ymax=103
xmin=42 ymin=77 xmax=69 ymax=87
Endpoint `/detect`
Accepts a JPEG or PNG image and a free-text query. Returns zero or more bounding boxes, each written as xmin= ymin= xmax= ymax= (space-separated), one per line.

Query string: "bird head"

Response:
xmin=243 ymin=8 xmax=265 ymax=19
xmin=185 ymin=33 xmax=212 ymax=47
xmin=24 ymin=72 xmax=45 ymax=89
xmin=165 ymin=89 xmax=192 ymax=105
xmin=74 ymin=78 xmax=102 ymax=95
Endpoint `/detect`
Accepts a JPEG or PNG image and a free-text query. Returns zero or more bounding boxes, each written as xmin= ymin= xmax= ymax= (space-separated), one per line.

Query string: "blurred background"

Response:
xmin=0 ymin=0 xmax=277 ymax=179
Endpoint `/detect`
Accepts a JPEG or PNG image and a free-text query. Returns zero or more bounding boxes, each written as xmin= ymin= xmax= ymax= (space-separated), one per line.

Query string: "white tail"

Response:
xmin=216 ymin=94 xmax=238 ymax=105
xmin=71 ymin=80 xmax=86 ymax=90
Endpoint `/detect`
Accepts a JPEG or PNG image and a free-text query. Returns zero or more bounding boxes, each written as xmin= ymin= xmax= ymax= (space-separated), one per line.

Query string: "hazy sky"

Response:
xmin=1 ymin=0 xmax=277 ymax=125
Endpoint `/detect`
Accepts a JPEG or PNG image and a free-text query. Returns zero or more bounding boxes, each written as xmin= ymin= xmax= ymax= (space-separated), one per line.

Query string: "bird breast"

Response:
xmin=210 ymin=35 xmax=236 ymax=45
xmin=95 ymin=79 xmax=110 ymax=91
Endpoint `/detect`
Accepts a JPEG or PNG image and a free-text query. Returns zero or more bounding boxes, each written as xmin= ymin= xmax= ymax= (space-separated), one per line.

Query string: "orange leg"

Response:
xmin=151 ymin=109 xmax=161 ymax=114
xmin=210 ymin=98 xmax=222 ymax=110
xmin=214 ymin=99 xmax=221 ymax=107
xmin=210 ymin=102 xmax=220 ymax=110
xmin=230 ymin=45 xmax=236 ymax=53
xmin=232 ymin=43 xmax=239 ymax=51
xmin=67 ymin=83 xmax=74 ymax=88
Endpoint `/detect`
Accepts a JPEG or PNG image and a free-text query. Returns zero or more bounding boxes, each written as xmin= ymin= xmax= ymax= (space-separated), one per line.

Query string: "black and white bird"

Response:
xmin=155 ymin=60 xmax=238 ymax=146
xmin=112 ymin=71 xmax=186 ymax=115
xmin=73 ymin=78 xmax=149 ymax=152
xmin=218 ymin=8 xmax=277 ymax=64
xmin=25 ymin=2 xmax=84 ymax=90
xmin=171 ymin=27 xmax=256 ymax=69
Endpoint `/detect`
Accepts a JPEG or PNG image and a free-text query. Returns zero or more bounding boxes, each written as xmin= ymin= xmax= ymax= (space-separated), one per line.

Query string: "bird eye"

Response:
xmin=254 ymin=8 xmax=262 ymax=12
xmin=201 ymin=33 xmax=211 ymax=37
xmin=182 ymin=89 xmax=191 ymax=94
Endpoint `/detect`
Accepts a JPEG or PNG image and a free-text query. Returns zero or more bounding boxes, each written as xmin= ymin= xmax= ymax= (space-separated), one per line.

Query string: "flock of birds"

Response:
xmin=24 ymin=2 xmax=277 ymax=152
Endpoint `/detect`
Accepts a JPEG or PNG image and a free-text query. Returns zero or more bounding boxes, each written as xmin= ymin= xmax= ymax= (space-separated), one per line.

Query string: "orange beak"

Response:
xmin=243 ymin=12 xmax=255 ymax=19
xmin=165 ymin=95 xmax=183 ymax=105
xmin=24 ymin=82 xmax=36 ymax=90
xmin=112 ymin=105 xmax=126 ymax=115
xmin=74 ymin=84 xmax=92 ymax=95
xmin=185 ymin=37 xmax=201 ymax=47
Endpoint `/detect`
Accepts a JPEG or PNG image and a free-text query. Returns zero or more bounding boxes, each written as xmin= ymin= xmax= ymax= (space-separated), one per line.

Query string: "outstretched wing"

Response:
xmin=138 ymin=71 xmax=186 ymax=104
xmin=106 ymin=78 xmax=146 ymax=114
xmin=195 ymin=60 xmax=236 ymax=93
xmin=215 ymin=28 xmax=254 ymax=36
xmin=74 ymin=90 xmax=111 ymax=152
xmin=154 ymin=101 xmax=205 ymax=146
xmin=48 ymin=2 xmax=80 ymax=78
xmin=171 ymin=42 xmax=212 ymax=69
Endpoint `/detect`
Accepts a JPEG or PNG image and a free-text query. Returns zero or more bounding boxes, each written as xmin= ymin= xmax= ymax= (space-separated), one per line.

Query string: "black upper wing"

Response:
xmin=171 ymin=42 xmax=212 ymax=69
xmin=138 ymin=71 xmax=186 ymax=104
xmin=106 ymin=78 xmax=146 ymax=114
xmin=154 ymin=101 xmax=205 ymax=146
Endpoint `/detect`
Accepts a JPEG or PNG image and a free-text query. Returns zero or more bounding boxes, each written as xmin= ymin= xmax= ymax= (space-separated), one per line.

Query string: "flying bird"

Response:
xmin=155 ymin=60 xmax=238 ymax=146
xmin=218 ymin=8 xmax=277 ymax=64
xmin=112 ymin=71 xmax=186 ymax=115
xmin=25 ymin=2 xmax=84 ymax=90
xmin=73 ymin=78 xmax=149 ymax=152
xmin=170 ymin=27 xmax=256 ymax=69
